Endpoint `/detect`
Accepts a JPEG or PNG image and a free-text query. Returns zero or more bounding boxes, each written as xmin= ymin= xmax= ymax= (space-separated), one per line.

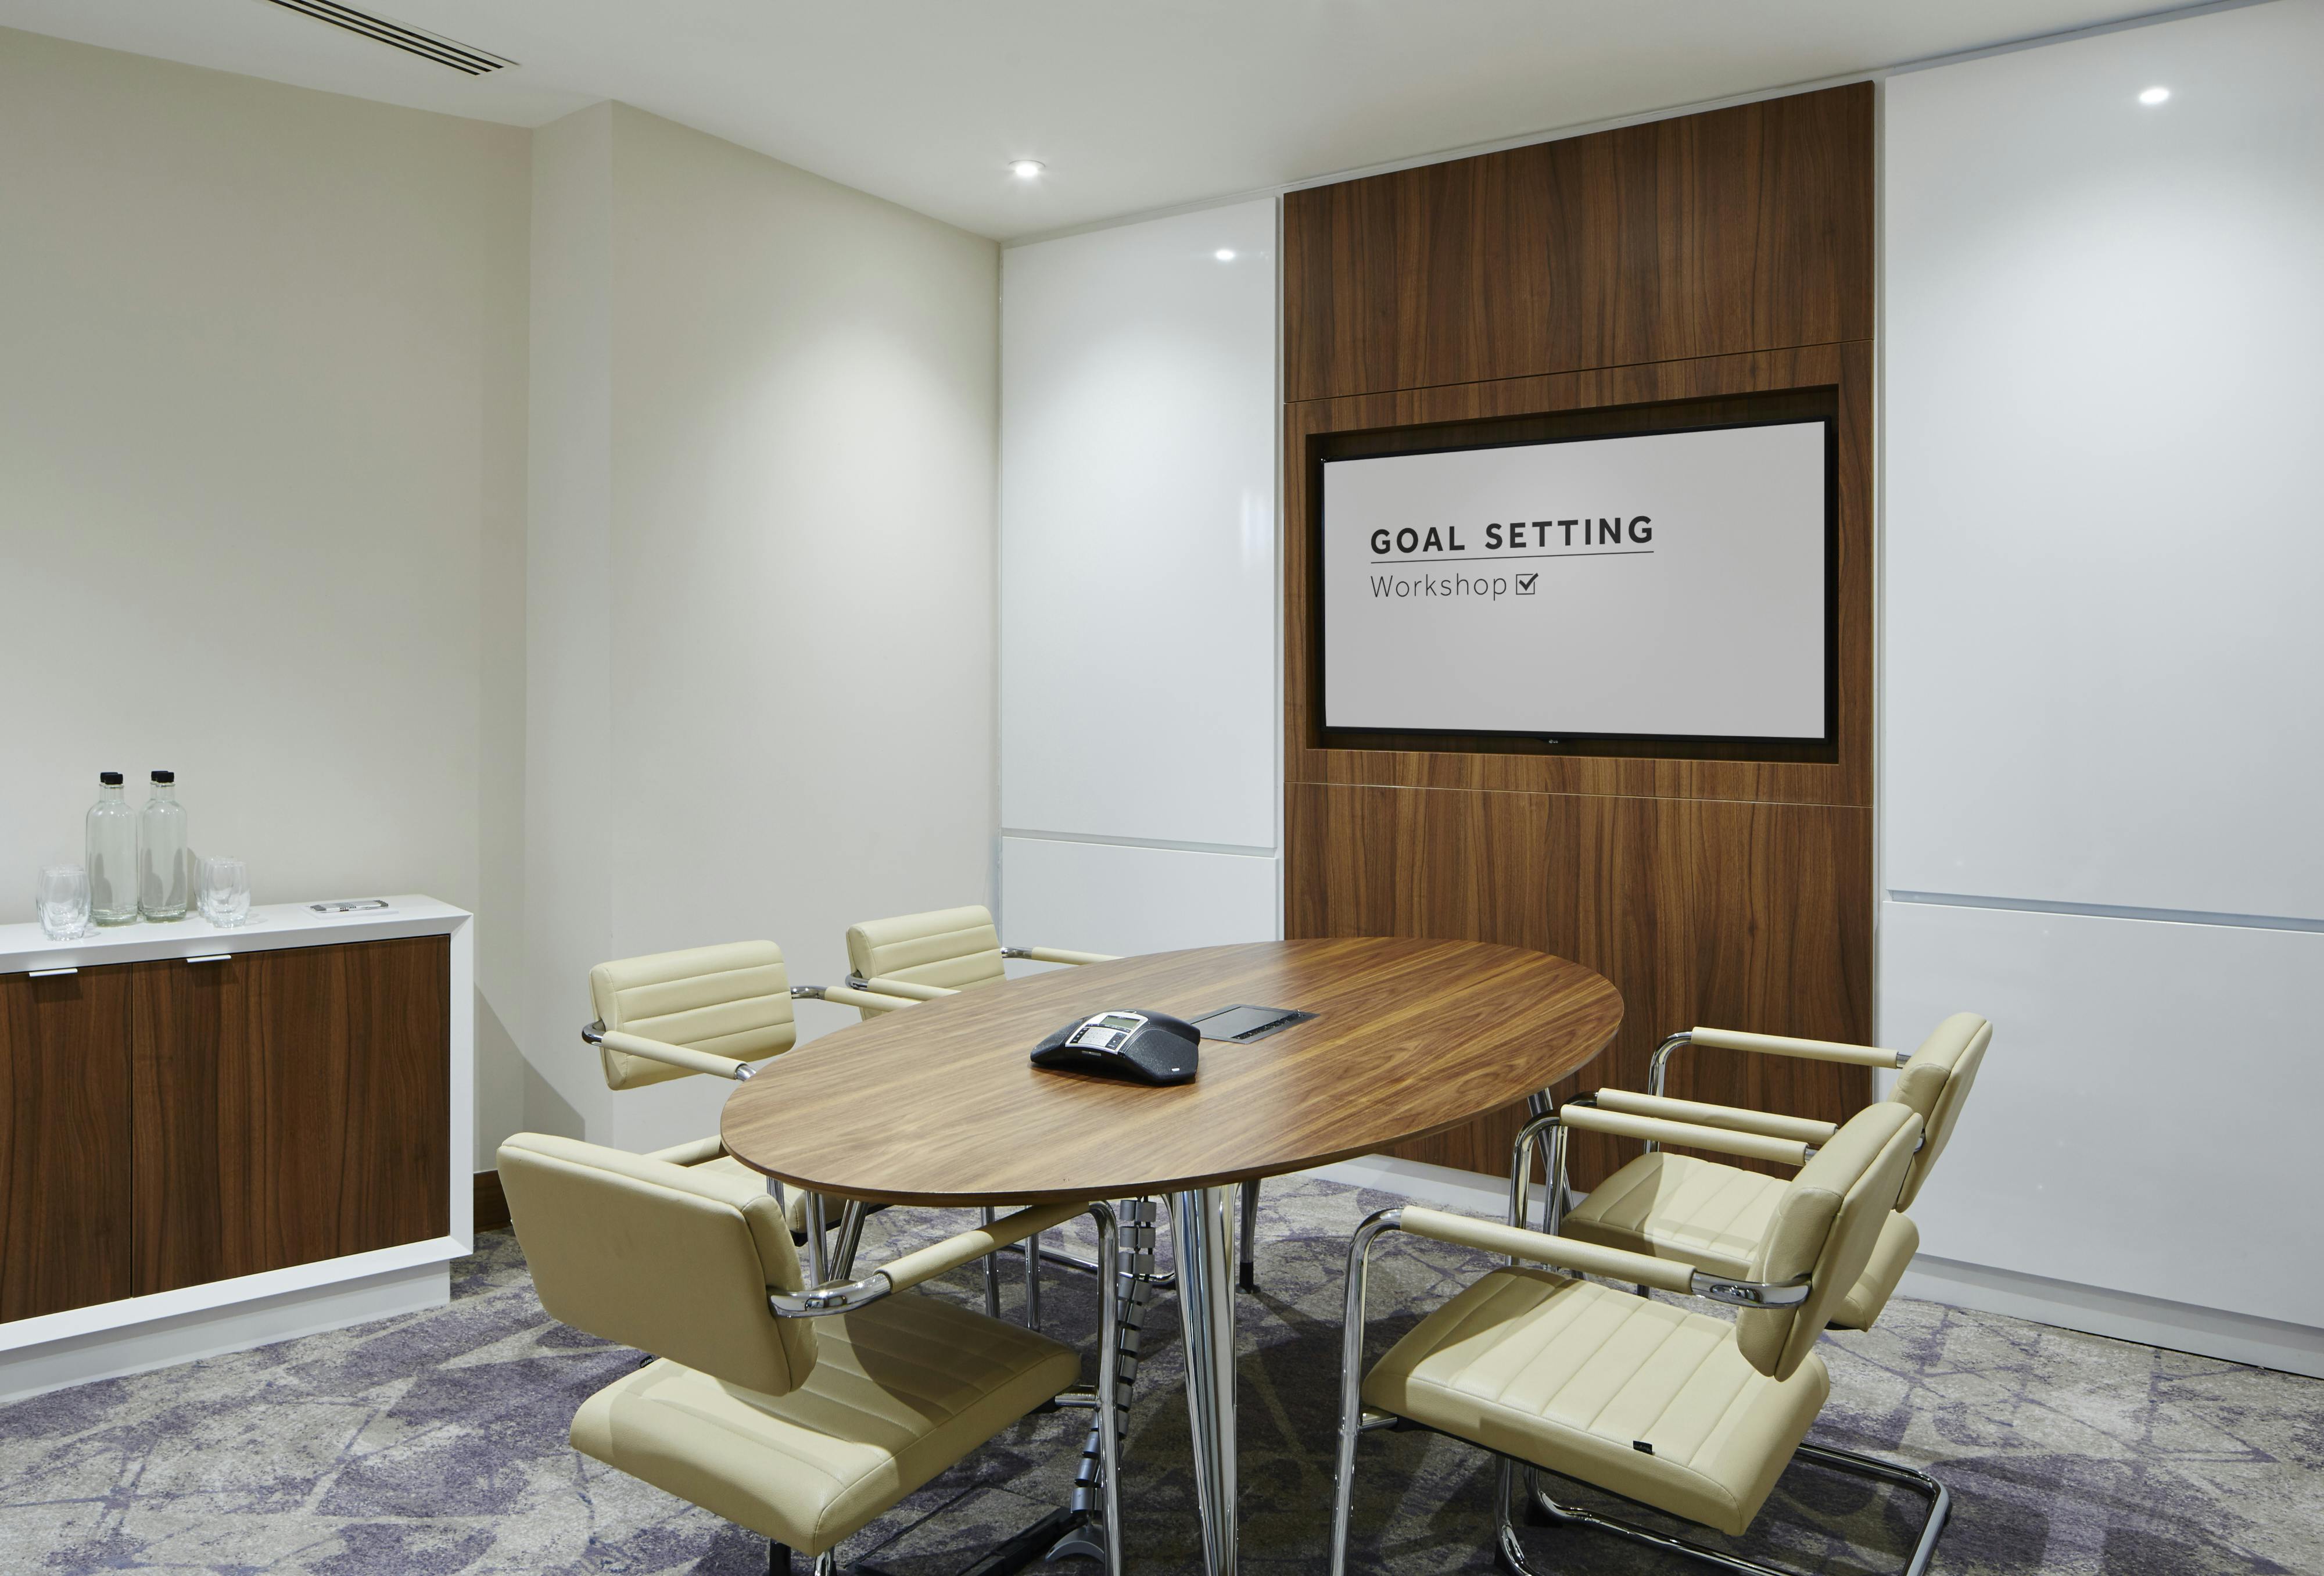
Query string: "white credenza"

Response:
xmin=0 ymin=895 xmax=472 ymax=1400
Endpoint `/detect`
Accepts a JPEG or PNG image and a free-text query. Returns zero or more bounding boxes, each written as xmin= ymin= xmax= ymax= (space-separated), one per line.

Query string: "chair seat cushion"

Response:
xmin=1364 ymin=1269 xmax=1828 ymax=1537
xmin=1566 ymin=1153 xmax=1778 ymax=1279
xmin=571 ymin=1293 xmax=1080 ymax=1554
xmin=1565 ymin=1153 xmax=1918 ymax=1331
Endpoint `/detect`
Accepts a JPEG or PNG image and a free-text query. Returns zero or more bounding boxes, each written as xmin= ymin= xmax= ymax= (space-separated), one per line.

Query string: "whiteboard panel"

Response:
xmin=1883 ymin=1 xmax=2324 ymax=919
xmin=1880 ymin=899 xmax=2323 ymax=1330
xmin=1322 ymin=423 xmax=1826 ymax=739
xmin=999 ymin=200 xmax=1278 ymax=850
xmin=1000 ymin=836 xmax=1279 ymax=961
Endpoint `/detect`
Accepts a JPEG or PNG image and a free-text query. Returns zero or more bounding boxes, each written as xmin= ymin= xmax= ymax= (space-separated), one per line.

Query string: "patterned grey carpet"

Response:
xmin=2 ymin=1174 xmax=2317 ymax=1575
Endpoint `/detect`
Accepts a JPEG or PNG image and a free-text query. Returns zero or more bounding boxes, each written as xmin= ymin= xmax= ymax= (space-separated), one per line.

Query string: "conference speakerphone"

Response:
xmin=1031 ymin=1010 xmax=1200 ymax=1085
xmin=1067 ymin=1013 xmax=1145 ymax=1054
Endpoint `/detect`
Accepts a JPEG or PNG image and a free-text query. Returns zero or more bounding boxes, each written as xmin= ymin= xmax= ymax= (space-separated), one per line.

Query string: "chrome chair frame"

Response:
xmin=583 ymin=981 xmax=915 ymax=1260
xmin=1328 ymin=1206 xmax=1950 ymax=1576
xmin=1505 ymin=1096 xmax=1843 ymax=1240
xmin=1647 ymin=1027 xmax=1910 ymax=1133
xmin=760 ymin=1201 xmax=1127 ymax=1576
xmin=1505 ymin=1023 xmax=1917 ymax=1227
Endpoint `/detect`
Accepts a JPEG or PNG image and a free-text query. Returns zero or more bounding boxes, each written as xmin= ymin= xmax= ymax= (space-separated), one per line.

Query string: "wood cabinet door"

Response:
xmin=134 ymin=936 xmax=450 ymax=1294
xmin=0 ymin=963 xmax=138 ymax=1322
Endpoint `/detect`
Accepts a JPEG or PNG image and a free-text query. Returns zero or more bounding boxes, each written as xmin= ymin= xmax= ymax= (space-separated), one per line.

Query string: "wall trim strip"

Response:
xmin=1000 ymin=829 xmax=1278 ymax=859
xmin=1888 ymin=891 xmax=2324 ymax=934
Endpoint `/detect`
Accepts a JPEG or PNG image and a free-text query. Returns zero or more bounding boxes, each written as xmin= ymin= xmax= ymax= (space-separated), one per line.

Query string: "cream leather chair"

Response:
xmin=580 ymin=940 xmax=910 ymax=1265
xmin=500 ymin=1133 xmax=1121 ymax=1576
xmin=842 ymin=905 xmax=1160 ymax=1312
xmin=1332 ymin=1103 xmax=1949 ymax=1576
xmin=841 ymin=904 xmax=1112 ymax=1012
xmin=1520 ymin=1013 xmax=1991 ymax=1333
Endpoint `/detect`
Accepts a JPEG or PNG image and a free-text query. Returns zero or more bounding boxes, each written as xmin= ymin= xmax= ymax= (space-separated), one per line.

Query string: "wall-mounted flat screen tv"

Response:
xmin=1320 ymin=417 xmax=1832 ymax=742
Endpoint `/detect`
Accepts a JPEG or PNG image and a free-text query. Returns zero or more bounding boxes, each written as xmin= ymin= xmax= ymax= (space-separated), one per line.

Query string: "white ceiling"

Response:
xmin=0 ymin=0 xmax=2199 ymax=239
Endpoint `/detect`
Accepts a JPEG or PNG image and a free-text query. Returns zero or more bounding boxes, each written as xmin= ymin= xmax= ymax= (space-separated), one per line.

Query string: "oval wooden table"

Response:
xmin=720 ymin=937 xmax=1622 ymax=1575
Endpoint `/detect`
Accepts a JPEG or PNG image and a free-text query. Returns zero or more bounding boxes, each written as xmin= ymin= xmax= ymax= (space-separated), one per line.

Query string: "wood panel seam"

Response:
xmin=1284 ymin=336 xmax=1875 ymax=410
xmin=1282 ymin=778 xmax=1871 ymax=811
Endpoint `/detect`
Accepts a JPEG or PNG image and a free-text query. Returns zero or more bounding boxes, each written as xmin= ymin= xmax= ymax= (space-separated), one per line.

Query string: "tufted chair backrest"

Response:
xmin=1887 ymin=1012 xmax=1992 ymax=1209
xmin=588 ymin=940 xmax=795 ymax=1091
xmin=498 ymin=1132 xmax=815 ymax=1395
xmin=842 ymin=906 xmax=1006 ymax=1019
xmin=1735 ymin=1102 xmax=1924 ymax=1380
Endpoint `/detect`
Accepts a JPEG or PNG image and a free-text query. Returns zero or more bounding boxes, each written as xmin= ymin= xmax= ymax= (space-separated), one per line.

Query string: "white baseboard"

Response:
xmin=0 ymin=1262 xmax=450 ymax=1404
xmin=1313 ymin=1156 xmax=2324 ymax=1381
xmin=1899 ymin=1254 xmax=2324 ymax=1380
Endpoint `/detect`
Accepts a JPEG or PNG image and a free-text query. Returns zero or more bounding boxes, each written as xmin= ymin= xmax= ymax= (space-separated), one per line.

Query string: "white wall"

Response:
xmin=526 ymin=105 xmax=1002 ymax=1155
xmin=520 ymin=103 xmax=617 ymax=1148
xmin=0 ymin=28 xmax=532 ymax=1168
xmin=998 ymin=200 xmax=1281 ymax=954
xmin=1882 ymin=0 xmax=2324 ymax=1370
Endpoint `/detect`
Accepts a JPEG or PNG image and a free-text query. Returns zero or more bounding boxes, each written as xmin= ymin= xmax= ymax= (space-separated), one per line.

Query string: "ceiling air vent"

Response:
xmin=257 ymin=0 xmax=516 ymax=75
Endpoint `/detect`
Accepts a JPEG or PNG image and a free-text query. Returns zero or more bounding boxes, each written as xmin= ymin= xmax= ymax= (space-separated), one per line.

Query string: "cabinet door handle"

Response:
xmin=186 ymin=953 xmax=234 ymax=965
xmin=29 ymin=966 xmax=78 ymax=978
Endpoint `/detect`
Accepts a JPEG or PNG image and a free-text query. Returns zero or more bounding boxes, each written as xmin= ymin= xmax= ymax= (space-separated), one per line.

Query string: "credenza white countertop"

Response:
xmin=0 ymin=893 xmax=468 ymax=973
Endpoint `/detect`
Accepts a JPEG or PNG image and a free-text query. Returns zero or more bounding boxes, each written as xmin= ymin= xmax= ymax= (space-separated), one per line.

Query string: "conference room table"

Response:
xmin=720 ymin=936 xmax=1622 ymax=1575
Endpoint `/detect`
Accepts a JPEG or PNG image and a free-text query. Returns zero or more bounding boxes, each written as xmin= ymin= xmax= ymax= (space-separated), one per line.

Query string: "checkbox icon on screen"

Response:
xmin=1516 ymin=573 xmax=1538 ymax=594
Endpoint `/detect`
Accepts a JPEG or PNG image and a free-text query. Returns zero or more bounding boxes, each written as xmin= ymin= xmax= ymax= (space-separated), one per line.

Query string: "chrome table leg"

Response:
xmin=833 ymin=1200 xmax=866 ymax=1280
xmin=1024 ymin=1225 xmax=1043 ymax=1331
xmin=981 ymin=1205 xmax=1001 ymax=1319
xmin=1170 ymin=1185 xmax=1239 ymax=1575
xmin=1522 ymin=1089 xmax=1554 ymax=1234
xmin=1048 ymin=1199 xmax=1151 ymax=1572
xmin=1237 ymin=1179 xmax=1260 ymax=1292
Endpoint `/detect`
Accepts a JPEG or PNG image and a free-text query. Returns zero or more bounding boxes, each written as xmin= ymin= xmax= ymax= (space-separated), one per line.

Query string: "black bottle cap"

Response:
xmin=152 ymin=770 xmax=175 ymax=784
xmin=100 ymin=771 xmax=123 ymax=786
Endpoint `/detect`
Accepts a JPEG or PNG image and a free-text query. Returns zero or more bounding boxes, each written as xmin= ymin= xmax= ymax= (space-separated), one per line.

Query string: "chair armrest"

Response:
xmin=1684 ymin=1026 xmax=1906 ymax=1069
xmin=876 ymin=1199 xmax=1090 ymax=1292
xmin=1592 ymin=1089 xmax=1838 ymax=1147
xmin=1561 ymin=1104 xmax=1814 ymax=1166
xmin=796 ymin=983 xmax=919 ymax=1013
xmin=585 ymin=1023 xmax=754 ymax=1081
xmin=770 ymin=1199 xmax=1092 ymax=1316
xmin=1393 ymin=1206 xmax=1809 ymax=1309
xmin=1649 ymin=1026 xmax=1907 ymax=1106
xmin=1003 ymin=946 xmax=1118 ymax=966
xmin=1398 ymin=1207 xmax=1697 ymax=1294
xmin=643 ymin=1135 xmax=728 ymax=1168
xmin=855 ymin=975 xmax=955 ymax=1002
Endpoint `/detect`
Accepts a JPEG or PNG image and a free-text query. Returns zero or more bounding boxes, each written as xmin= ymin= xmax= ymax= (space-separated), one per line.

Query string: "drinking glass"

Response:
xmin=36 ymin=865 xmax=93 ymax=940
xmin=199 ymin=857 xmax=250 ymax=927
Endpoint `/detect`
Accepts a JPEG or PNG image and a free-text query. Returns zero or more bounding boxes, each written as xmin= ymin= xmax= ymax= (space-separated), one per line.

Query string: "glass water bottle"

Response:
xmin=140 ymin=769 xmax=189 ymax=920
xmin=87 ymin=771 xmax=140 ymax=925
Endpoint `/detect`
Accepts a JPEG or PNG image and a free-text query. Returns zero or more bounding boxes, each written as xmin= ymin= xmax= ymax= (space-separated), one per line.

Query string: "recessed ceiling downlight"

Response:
xmin=2139 ymin=85 xmax=2171 ymax=105
xmin=1010 ymin=159 xmax=1046 ymax=180
xmin=1214 ymin=249 xmax=1237 ymax=262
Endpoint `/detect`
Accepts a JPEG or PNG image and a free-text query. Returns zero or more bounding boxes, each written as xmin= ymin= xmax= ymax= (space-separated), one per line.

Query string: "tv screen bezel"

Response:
xmin=1310 ymin=397 xmax=1841 ymax=757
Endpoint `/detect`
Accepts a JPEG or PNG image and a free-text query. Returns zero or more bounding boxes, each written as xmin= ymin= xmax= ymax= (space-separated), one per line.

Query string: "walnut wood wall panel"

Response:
xmin=0 ymin=965 xmax=137 ymax=1322
xmin=1282 ymin=84 xmax=1875 ymax=1183
xmin=1284 ymin=84 xmax=1873 ymax=403
xmin=1287 ymin=783 xmax=1870 ymax=1183
xmin=133 ymin=936 xmax=450 ymax=1295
